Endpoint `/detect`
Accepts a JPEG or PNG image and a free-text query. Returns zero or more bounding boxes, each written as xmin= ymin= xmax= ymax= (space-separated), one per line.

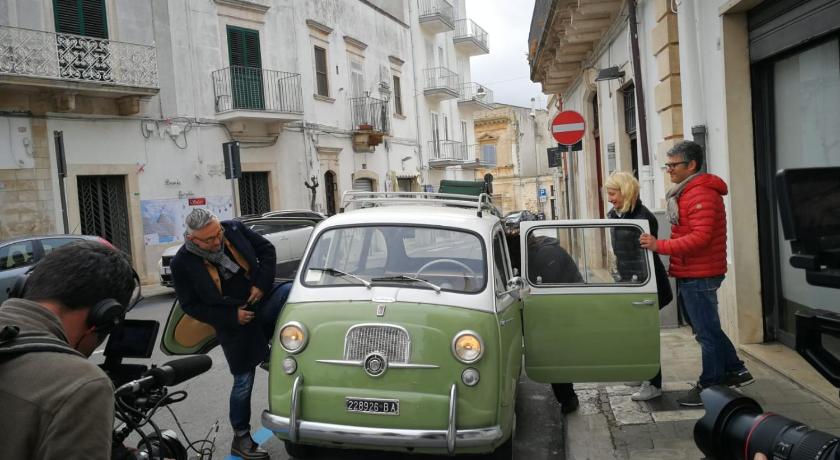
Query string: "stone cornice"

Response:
xmin=343 ymin=35 xmax=368 ymax=51
xmin=213 ymin=0 xmax=269 ymax=14
xmin=388 ymin=55 xmax=405 ymax=66
xmin=306 ymin=19 xmax=334 ymax=35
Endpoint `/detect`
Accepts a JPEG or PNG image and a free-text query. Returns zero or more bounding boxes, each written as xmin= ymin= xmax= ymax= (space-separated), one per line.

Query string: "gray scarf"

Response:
xmin=665 ymin=172 xmax=700 ymax=225
xmin=183 ymin=233 xmax=242 ymax=280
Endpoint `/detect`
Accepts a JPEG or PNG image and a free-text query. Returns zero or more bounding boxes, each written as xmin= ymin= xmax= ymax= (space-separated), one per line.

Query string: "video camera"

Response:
xmin=104 ymin=319 xmax=214 ymax=460
xmin=694 ymin=167 xmax=840 ymax=460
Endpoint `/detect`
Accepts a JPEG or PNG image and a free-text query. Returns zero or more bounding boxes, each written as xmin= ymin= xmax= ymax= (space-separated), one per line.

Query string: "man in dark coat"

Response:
xmin=171 ymin=208 xmax=289 ymax=459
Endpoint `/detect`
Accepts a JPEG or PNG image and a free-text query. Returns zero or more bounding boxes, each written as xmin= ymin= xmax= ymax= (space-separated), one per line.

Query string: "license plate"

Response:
xmin=345 ymin=397 xmax=399 ymax=415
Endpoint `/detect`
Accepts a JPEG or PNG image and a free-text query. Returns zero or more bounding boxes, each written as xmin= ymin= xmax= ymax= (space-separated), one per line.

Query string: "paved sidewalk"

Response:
xmin=565 ymin=328 xmax=840 ymax=460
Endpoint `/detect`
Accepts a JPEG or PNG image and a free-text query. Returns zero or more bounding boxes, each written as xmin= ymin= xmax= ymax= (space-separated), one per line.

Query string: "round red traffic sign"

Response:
xmin=551 ymin=110 xmax=585 ymax=145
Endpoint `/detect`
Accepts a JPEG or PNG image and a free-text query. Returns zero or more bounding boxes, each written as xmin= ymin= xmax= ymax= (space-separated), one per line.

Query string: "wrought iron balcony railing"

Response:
xmin=428 ymin=140 xmax=467 ymax=162
xmin=212 ymin=66 xmax=303 ymax=114
xmin=455 ymin=19 xmax=489 ymax=50
xmin=423 ymin=67 xmax=460 ymax=94
xmin=0 ymin=24 xmax=159 ymax=89
xmin=459 ymin=82 xmax=494 ymax=105
xmin=418 ymin=0 xmax=454 ymax=26
xmin=350 ymin=95 xmax=389 ymax=133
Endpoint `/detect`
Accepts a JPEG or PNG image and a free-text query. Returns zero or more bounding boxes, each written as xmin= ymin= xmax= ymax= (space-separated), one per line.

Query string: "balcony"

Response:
xmin=458 ymin=82 xmax=494 ymax=111
xmin=212 ymin=66 xmax=303 ymax=124
xmin=0 ymin=24 xmax=158 ymax=97
xmin=461 ymin=144 xmax=498 ymax=169
xmin=350 ymin=95 xmax=389 ymax=152
xmin=428 ymin=140 xmax=467 ymax=168
xmin=423 ymin=67 xmax=459 ymax=102
xmin=454 ymin=19 xmax=489 ymax=55
xmin=418 ymin=0 xmax=454 ymax=34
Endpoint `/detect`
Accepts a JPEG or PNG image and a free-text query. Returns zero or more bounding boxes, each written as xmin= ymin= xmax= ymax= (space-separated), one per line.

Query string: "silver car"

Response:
xmin=0 ymin=234 xmax=111 ymax=301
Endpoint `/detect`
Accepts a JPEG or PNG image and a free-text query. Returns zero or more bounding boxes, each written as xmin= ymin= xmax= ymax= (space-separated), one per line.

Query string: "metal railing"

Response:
xmin=423 ymin=67 xmax=460 ymax=94
xmin=459 ymin=82 xmax=494 ymax=105
xmin=455 ymin=19 xmax=489 ymax=50
xmin=0 ymin=24 xmax=158 ymax=88
xmin=212 ymin=66 xmax=302 ymax=113
xmin=428 ymin=140 xmax=467 ymax=162
xmin=418 ymin=0 xmax=454 ymax=26
xmin=350 ymin=95 xmax=389 ymax=133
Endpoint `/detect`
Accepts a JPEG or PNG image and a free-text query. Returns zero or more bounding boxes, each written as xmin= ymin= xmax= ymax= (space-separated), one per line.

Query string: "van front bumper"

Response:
xmin=261 ymin=376 xmax=503 ymax=454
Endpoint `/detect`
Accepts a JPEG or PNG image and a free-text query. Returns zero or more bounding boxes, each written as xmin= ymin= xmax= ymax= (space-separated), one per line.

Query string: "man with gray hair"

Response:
xmin=170 ymin=208 xmax=290 ymax=459
xmin=639 ymin=140 xmax=752 ymax=407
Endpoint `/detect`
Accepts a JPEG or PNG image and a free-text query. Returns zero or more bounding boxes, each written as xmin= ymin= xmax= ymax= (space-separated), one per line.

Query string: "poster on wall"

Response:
xmin=141 ymin=195 xmax=234 ymax=246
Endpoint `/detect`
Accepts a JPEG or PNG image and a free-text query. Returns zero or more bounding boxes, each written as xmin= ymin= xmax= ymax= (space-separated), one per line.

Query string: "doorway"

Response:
xmin=77 ymin=175 xmax=131 ymax=256
xmin=324 ymin=170 xmax=337 ymax=216
xmin=239 ymin=171 xmax=271 ymax=216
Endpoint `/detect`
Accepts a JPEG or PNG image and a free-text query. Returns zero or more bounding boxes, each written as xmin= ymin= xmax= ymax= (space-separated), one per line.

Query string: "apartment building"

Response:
xmin=0 ymin=0 xmax=491 ymax=283
xmin=528 ymin=0 xmax=840 ymax=378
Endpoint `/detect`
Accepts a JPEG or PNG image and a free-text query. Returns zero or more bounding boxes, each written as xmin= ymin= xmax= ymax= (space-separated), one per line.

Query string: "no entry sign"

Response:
xmin=551 ymin=110 xmax=585 ymax=145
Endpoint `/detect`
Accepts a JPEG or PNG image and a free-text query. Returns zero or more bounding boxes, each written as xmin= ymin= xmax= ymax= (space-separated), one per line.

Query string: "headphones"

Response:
xmin=7 ymin=266 xmax=141 ymax=336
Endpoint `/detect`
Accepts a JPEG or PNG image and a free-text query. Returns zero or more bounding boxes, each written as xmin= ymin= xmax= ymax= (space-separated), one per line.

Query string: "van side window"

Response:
xmin=493 ymin=231 xmax=510 ymax=293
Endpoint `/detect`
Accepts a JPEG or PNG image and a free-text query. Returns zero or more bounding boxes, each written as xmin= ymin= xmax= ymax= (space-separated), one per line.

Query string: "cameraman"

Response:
xmin=0 ymin=241 xmax=136 ymax=460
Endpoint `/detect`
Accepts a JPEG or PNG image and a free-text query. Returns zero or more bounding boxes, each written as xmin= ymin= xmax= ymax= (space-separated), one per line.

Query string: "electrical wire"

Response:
xmin=165 ymin=405 xmax=217 ymax=459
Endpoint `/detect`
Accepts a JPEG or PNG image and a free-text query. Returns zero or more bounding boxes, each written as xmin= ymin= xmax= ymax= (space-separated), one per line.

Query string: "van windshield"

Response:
xmin=302 ymin=226 xmax=486 ymax=293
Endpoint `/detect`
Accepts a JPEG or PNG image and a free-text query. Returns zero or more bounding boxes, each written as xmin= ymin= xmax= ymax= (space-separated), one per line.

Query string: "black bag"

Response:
xmin=653 ymin=256 xmax=673 ymax=308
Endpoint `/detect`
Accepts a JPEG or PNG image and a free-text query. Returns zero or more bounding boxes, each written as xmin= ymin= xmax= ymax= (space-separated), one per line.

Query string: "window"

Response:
xmin=623 ymin=84 xmax=640 ymax=175
xmin=493 ymin=232 xmax=511 ymax=294
xmin=393 ymin=75 xmax=403 ymax=115
xmin=42 ymin=237 xmax=84 ymax=255
xmin=526 ymin=225 xmax=649 ymax=286
xmin=397 ymin=177 xmax=413 ymax=192
xmin=314 ymin=46 xmax=329 ymax=97
xmin=481 ymin=143 xmax=497 ymax=164
xmin=53 ymin=0 xmax=107 ymax=38
xmin=0 ymin=241 xmax=35 ymax=271
xmin=349 ymin=55 xmax=365 ymax=97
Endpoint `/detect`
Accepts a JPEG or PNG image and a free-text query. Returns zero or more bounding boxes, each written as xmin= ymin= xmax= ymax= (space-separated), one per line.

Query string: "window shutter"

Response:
xmin=53 ymin=0 xmax=107 ymax=38
xmin=227 ymin=26 xmax=261 ymax=69
xmin=81 ymin=0 xmax=107 ymax=38
xmin=54 ymin=0 xmax=83 ymax=35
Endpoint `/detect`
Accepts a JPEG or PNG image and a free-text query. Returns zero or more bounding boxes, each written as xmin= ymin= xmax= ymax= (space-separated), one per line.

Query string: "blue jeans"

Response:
xmin=678 ymin=276 xmax=746 ymax=387
xmin=229 ymin=282 xmax=291 ymax=432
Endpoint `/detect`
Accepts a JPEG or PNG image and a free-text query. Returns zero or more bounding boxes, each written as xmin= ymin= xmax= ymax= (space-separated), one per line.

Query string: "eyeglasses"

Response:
xmin=193 ymin=227 xmax=224 ymax=245
xmin=664 ymin=161 xmax=689 ymax=170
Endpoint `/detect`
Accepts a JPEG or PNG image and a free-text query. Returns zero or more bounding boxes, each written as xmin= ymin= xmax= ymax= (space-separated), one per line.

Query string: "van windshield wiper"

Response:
xmin=371 ymin=274 xmax=441 ymax=293
xmin=309 ymin=267 xmax=371 ymax=288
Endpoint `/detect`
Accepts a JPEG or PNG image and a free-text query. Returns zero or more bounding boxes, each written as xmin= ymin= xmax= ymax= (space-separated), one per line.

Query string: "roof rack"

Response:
xmin=341 ymin=191 xmax=501 ymax=217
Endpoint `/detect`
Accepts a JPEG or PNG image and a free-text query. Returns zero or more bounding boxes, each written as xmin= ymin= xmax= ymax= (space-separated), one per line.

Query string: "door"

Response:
xmin=324 ymin=171 xmax=337 ymax=216
xmin=77 ymin=175 xmax=131 ymax=257
xmin=227 ymin=26 xmax=264 ymax=110
xmin=238 ymin=171 xmax=271 ymax=216
xmin=493 ymin=228 xmax=522 ymax=412
xmin=160 ymin=298 xmax=217 ymax=356
xmin=520 ymin=220 xmax=660 ymax=382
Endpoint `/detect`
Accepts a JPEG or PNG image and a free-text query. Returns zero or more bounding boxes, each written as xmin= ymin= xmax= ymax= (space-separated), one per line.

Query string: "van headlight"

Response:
xmin=279 ymin=322 xmax=308 ymax=353
xmin=452 ymin=331 xmax=483 ymax=364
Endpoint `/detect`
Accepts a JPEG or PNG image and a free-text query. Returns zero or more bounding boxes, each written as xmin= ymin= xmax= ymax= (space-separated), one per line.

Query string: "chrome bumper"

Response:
xmin=261 ymin=376 xmax=503 ymax=454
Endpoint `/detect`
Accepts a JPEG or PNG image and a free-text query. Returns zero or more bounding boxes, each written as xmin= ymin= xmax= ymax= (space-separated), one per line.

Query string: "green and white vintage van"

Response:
xmin=162 ymin=191 xmax=661 ymax=458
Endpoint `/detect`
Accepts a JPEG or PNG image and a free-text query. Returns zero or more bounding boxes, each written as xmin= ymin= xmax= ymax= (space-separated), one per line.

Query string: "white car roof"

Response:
xmin=320 ymin=205 xmax=500 ymax=234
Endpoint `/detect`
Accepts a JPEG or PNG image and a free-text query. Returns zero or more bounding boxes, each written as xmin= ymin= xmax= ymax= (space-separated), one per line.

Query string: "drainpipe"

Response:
xmin=407 ymin=0 xmax=426 ymax=189
xmin=628 ymin=1 xmax=652 ymax=195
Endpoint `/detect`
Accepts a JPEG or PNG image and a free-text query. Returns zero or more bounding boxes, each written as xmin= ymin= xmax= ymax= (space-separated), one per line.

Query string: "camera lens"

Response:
xmin=694 ymin=385 xmax=840 ymax=460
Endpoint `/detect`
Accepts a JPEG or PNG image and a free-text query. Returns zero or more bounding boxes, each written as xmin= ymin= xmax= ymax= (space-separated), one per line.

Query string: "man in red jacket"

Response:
xmin=639 ymin=140 xmax=753 ymax=407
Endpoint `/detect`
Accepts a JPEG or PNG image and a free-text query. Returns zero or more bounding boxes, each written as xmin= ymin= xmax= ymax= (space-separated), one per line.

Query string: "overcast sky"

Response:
xmin=465 ymin=0 xmax=547 ymax=110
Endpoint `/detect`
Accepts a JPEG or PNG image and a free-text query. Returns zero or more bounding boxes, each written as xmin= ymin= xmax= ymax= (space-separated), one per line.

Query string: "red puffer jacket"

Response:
xmin=657 ymin=173 xmax=728 ymax=278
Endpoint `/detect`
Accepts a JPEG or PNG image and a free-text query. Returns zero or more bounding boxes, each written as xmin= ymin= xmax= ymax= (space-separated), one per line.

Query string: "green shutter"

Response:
xmin=227 ymin=26 xmax=264 ymax=110
xmin=53 ymin=0 xmax=107 ymax=38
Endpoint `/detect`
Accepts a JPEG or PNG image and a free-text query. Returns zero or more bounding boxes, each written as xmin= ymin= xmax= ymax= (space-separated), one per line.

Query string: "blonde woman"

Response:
xmin=605 ymin=171 xmax=672 ymax=401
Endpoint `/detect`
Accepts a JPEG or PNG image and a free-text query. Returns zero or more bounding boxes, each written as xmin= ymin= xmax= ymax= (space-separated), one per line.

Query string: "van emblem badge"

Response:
xmin=364 ymin=353 xmax=387 ymax=377
xmin=376 ymin=305 xmax=386 ymax=317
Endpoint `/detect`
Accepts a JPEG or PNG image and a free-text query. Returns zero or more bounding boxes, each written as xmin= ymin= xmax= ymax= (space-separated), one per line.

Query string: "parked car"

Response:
xmin=262 ymin=209 xmax=326 ymax=220
xmin=160 ymin=192 xmax=661 ymax=458
xmin=502 ymin=209 xmax=537 ymax=235
xmin=0 ymin=234 xmax=111 ymax=301
xmin=157 ymin=216 xmax=321 ymax=287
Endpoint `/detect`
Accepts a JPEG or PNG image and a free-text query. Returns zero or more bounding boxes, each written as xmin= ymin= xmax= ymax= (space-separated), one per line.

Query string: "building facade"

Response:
xmin=529 ymin=0 xmax=840 ymax=361
xmin=472 ymin=103 xmax=558 ymax=216
xmin=0 ymin=0 xmax=491 ymax=283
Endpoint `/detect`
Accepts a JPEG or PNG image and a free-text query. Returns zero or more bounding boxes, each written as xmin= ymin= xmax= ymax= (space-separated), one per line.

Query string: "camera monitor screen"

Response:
xmin=776 ymin=167 xmax=840 ymax=242
xmin=104 ymin=319 xmax=159 ymax=359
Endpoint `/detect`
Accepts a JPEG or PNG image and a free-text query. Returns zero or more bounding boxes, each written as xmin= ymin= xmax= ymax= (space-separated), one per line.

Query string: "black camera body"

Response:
xmin=694 ymin=167 xmax=840 ymax=460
